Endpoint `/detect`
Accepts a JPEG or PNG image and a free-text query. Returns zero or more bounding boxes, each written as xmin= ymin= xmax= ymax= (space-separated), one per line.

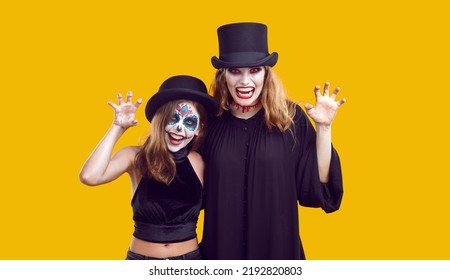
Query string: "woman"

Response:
xmin=200 ymin=22 xmax=346 ymax=259
xmin=79 ymin=75 xmax=218 ymax=260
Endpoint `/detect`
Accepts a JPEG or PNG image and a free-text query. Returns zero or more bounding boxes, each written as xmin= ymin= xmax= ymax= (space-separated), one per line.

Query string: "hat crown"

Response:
xmin=217 ymin=22 xmax=269 ymax=55
xmin=159 ymin=75 xmax=207 ymax=94
xmin=211 ymin=22 xmax=278 ymax=69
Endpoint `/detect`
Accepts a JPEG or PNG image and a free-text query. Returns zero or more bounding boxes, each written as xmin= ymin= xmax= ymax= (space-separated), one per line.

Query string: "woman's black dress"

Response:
xmin=200 ymin=105 xmax=343 ymax=260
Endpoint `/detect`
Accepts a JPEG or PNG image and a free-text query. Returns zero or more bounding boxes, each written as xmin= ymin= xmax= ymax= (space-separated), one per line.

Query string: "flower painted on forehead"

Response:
xmin=177 ymin=104 xmax=192 ymax=117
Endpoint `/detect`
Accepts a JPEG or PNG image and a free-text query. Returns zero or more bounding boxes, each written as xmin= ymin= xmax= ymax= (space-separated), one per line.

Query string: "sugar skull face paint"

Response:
xmin=164 ymin=101 xmax=200 ymax=152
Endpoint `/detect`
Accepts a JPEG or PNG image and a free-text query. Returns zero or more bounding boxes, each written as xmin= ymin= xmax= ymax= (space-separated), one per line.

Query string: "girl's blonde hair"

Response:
xmin=135 ymin=100 xmax=207 ymax=185
xmin=211 ymin=66 xmax=296 ymax=132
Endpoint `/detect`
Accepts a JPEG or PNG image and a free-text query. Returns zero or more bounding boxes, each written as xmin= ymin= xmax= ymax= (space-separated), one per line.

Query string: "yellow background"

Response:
xmin=1 ymin=0 xmax=449 ymax=259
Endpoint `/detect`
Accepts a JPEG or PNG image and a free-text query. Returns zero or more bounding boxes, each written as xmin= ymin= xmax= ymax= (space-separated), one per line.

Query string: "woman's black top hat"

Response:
xmin=145 ymin=75 xmax=218 ymax=123
xmin=211 ymin=22 xmax=278 ymax=69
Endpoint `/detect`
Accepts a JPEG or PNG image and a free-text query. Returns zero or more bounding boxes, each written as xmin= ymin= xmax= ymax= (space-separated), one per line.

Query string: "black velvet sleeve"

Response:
xmin=294 ymin=105 xmax=344 ymax=213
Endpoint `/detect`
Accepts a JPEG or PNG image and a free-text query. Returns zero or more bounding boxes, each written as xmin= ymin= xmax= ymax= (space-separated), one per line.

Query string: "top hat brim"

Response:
xmin=211 ymin=52 xmax=278 ymax=69
xmin=145 ymin=88 xmax=218 ymax=123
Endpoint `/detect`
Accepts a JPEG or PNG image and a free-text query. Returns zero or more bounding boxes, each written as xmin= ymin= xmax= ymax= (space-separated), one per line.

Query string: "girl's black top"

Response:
xmin=131 ymin=154 xmax=202 ymax=243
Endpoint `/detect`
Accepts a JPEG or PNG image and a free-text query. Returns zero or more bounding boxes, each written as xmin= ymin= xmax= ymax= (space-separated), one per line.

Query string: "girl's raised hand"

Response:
xmin=107 ymin=91 xmax=143 ymax=129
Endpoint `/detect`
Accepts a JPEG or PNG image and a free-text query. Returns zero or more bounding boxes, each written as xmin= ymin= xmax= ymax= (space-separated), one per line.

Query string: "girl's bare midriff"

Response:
xmin=129 ymin=236 xmax=198 ymax=258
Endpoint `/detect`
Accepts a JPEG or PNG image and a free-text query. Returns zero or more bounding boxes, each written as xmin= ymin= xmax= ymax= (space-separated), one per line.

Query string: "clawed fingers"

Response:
xmin=126 ymin=91 xmax=133 ymax=103
xmin=117 ymin=93 xmax=124 ymax=105
xmin=315 ymin=82 xmax=344 ymax=102
xmin=337 ymin=98 xmax=346 ymax=107
xmin=134 ymin=98 xmax=143 ymax=108
xmin=314 ymin=82 xmax=331 ymax=98
xmin=117 ymin=91 xmax=139 ymax=104
xmin=113 ymin=91 xmax=141 ymax=109
xmin=323 ymin=82 xmax=330 ymax=96
xmin=314 ymin=85 xmax=322 ymax=99
xmin=330 ymin=87 xmax=341 ymax=100
xmin=304 ymin=103 xmax=313 ymax=110
xmin=107 ymin=100 xmax=118 ymax=109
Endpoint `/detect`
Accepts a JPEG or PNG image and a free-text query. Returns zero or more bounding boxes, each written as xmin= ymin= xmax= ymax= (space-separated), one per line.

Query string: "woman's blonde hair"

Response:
xmin=135 ymin=99 xmax=207 ymax=185
xmin=211 ymin=66 xmax=296 ymax=132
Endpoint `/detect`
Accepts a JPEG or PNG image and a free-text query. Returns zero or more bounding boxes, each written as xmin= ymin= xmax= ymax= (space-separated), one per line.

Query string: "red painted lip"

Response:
xmin=167 ymin=132 xmax=186 ymax=145
xmin=235 ymin=87 xmax=255 ymax=99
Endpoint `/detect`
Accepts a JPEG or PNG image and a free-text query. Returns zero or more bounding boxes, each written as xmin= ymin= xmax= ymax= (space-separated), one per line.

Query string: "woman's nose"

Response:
xmin=240 ymin=73 xmax=250 ymax=85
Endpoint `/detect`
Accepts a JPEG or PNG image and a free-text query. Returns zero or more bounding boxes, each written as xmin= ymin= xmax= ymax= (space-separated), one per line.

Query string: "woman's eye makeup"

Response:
xmin=250 ymin=67 xmax=262 ymax=73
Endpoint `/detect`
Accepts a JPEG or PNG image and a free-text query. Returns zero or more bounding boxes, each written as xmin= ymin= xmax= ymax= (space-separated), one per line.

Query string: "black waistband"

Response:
xmin=133 ymin=221 xmax=197 ymax=243
xmin=126 ymin=248 xmax=202 ymax=260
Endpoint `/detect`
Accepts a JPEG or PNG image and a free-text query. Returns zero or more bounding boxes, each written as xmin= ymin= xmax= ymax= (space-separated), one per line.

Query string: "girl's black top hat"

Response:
xmin=145 ymin=75 xmax=218 ymax=123
xmin=211 ymin=22 xmax=278 ymax=69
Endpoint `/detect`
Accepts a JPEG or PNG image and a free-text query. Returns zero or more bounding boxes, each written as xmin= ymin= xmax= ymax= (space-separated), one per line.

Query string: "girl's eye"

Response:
xmin=228 ymin=68 xmax=240 ymax=74
xmin=168 ymin=113 xmax=180 ymax=125
xmin=183 ymin=116 xmax=198 ymax=131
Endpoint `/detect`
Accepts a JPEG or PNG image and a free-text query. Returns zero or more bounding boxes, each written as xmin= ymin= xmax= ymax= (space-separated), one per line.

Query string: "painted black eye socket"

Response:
xmin=168 ymin=113 xmax=180 ymax=125
xmin=183 ymin=116 xmax=199 ymax=131
xmin=184 ymin=118 xmax=197 ymax=126
xmin=250 ymin=67 xmax=262 ymax=73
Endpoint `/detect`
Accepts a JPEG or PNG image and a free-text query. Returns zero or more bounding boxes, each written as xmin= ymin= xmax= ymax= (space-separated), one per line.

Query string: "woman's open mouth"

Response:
xmin=236 ymin=87 xmax=255 ymax=99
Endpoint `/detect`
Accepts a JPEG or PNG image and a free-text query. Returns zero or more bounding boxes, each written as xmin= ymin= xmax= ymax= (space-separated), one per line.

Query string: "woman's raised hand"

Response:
xmin=304 ymin=82 xmax=346 ymax=126
xmin=107 ymin=91 xmax=143 ymax=129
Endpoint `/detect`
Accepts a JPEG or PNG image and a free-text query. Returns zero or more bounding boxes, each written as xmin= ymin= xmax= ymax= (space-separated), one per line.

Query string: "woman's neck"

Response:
xmin=230 ymin=101 xmax=262 ymax=119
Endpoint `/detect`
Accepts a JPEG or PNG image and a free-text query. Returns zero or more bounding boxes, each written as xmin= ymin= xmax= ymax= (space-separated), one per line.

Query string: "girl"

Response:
xmin=79 ymin=75 xmax=218 ymax=260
